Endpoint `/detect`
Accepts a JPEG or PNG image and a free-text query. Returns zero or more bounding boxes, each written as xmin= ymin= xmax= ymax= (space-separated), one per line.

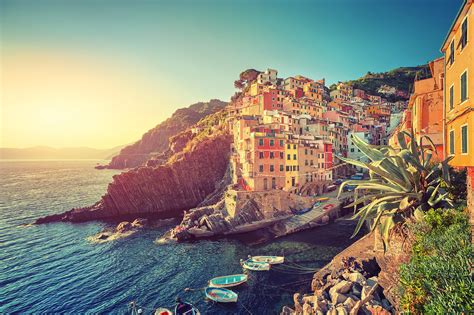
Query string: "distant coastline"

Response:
xmin=0 ymin=145 xmax=124 ymax=160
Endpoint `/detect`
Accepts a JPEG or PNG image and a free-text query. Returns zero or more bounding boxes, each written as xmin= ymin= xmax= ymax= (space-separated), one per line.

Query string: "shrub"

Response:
xmin=399 ymin=208 xmax=473 ymax=314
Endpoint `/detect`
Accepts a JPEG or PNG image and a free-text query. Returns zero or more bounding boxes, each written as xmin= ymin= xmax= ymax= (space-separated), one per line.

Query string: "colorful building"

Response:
xmin=285 ymin=140 xmax=299 ymax=191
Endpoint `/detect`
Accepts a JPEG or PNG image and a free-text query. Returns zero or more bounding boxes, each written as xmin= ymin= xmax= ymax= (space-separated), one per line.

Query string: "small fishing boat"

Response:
xmin=316 ymin=197 xmax=329 ymax=202
xmin=205 ymin=287 xmax=238 ymax=303
xmin=154 ymin=308 xmax=173 ymax=315
xmin=241 ymin=259 xmax=271 ymax=271
xmin=209 ymin=274 xmax=248 ymax=288
xmin=250 ymin=255 xmax=284 ymax=265
xmin=174 ymin=300 xmax=200 ymax=315
xmin=291 ymin=207 xmax=312 ymax=215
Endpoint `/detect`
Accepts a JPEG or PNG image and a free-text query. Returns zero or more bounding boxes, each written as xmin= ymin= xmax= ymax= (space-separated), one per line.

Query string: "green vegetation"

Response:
xmin=399 ymin=208 xmax=473 ymax=314
xmin=331 ymin=65 xmax=430 ymax=102
xmin=338 ymin=132 xmax=453 ymax=249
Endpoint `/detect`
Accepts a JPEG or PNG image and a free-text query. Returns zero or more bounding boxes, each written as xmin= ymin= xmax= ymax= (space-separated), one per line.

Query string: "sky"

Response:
xmin=0 ymin=0 xmax=462 ymax=149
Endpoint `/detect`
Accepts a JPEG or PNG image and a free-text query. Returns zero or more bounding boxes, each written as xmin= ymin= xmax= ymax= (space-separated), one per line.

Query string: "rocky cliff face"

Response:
xmin=36 ymin=131 xmax=232 ymax=223
xmin=104 ymin=99 xmax=227 ymax=169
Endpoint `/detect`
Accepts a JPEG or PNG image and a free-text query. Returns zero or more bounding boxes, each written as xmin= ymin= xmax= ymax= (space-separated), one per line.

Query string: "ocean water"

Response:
xmin=0 ymin=160 xmax=359 ymax=314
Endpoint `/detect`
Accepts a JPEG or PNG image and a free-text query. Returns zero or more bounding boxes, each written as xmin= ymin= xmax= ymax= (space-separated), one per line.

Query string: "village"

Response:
xmin=227 ymin=68 xmax=407 ymax=196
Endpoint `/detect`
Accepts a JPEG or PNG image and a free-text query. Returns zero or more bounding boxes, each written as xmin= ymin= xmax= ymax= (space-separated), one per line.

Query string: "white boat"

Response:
xmin=209 ymin=274 xmax=248 ymax=288
xmin=174 ymin=300 xmax=200 ymax=315
xmin=250 ymin=256 xmax=284 ymax=265
xmin=154 ymin=308 xmax=173 ymax=315
xmin=205 ymin=287 xmax=238 ymax=303
xmin=241 ymin=259 xmax=270 ymax=271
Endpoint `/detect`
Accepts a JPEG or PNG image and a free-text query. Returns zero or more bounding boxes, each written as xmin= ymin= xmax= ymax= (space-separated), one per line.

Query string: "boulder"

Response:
xmin=330 ymin=292 xmax=348 ymax=305
xmin=351 ymin=282 xmax=363 ymax=297
xmin=343 ymin=297 xmax=356 ymax=310
xmin=131 ymin=218 xmax=148 ymax=227
xmin=361 ymin=285 xmax=381 ymax=303
xmin=335 ymin=305 xmax=348 ymax=315
xmin=329 ymin=280 xmax=352 ymax=295
xmin=344 ymin=272 xmax=366 ymax=284
xmin=116 ymin=221 xmax=132 ymax=233
xmin=366 ymin=276 xmax=378 ymax=288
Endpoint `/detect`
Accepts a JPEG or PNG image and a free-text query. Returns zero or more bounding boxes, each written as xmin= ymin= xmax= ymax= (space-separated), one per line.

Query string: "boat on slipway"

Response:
xmin=209 ymin=274 xmax=248 ymax=288
xmin=205 ymin=287 xmax=238 ymax=303
xmin=250 ymin=255 xmax=284 ymax=265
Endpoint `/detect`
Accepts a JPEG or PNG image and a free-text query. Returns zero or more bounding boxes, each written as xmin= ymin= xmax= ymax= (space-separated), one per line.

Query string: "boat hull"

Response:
xmin=174 ymin=302 xmax=200 ymax=315
xmin=242 ymin=259 xmax=270 ymax=271
xmin=250 ymin=256 xmax=284 ymax=265
xmin=205 ymin=287 xmax=238 ymax=303
xmin=209 ymin=274 xmax=248 ymax=288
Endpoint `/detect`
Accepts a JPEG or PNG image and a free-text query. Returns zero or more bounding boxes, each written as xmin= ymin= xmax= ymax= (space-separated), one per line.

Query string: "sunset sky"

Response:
xmin=1 ymin=0 xmax=461 ymax=149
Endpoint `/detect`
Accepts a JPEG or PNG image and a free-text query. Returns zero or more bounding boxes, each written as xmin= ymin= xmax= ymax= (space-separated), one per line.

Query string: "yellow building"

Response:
xmin=285 ymin=141 xmax=299 ymax=191
xmin=442 ymin=0 xmax=473 ymax=167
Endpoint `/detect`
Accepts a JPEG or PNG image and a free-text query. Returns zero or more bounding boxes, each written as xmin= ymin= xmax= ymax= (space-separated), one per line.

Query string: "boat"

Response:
xmin=205 ymin=287 xmax=238 ymax=303
xmin=316 ymin=197 xmax=329 ymax=202
xmin=154 ymin=308 xmax=173 ymax=315
xmin=241 ymin=259 xmax=271 ymax=271
xmin=209 ymin=274 xmax=248 ymax=288
xmin=250 ymin=256 xmax=284 ymax=265
xmin=174 ymin=300 xmax=200 ymax=315
xmin=291 ymin=207 xmax=312 ymax=215
xmin=323 ymin=204 xmax=335 ymax=211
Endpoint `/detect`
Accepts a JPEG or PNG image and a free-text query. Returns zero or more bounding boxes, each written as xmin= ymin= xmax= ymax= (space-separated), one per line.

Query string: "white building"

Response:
xmin=348 ymin=131 xmax=370 ymax=172
xmin=257 ymin=69 xmax=278 ymax=85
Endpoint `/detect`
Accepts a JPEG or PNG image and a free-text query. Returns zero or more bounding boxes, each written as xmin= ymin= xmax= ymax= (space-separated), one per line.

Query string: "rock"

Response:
xmin=131 ymin=218 xmax=148 ymax=227
xmin=330 ymin=292 xmax=348 ymax=305
xmin=366 ymin=276 xmax=378 ymax=288
xmin=36 ymin=133 xmax=232 ymax=223
xmin=303 ymin=301 xmax=312 ymax=315
xmin=97 ymin=233 xmax=109 ymax=240
xmin=343 ymin=297 xmax=356 ymax=310
xmin=116 ymin=221 xmax=132 ymax=233
xmin=381 ymin=299 xmax=392 ymax=311
xmin=344 ymin=272 xmax=366 ymax=284
xmin=327 ymin=307 xmax=337 ymax=315
xmin=362 ymin=285 xmax=381 ymax=303
xmin=365 ymin=304 xmax=391 ymax=315
xmin=351 ymin=282 xmax=363 ymax=297
xmin=280 ymin=306 xmax=294 ymax=315
xmin=335 ymin=305 xmax=348 ymax=315
xmin=329 ymin=280 xmax=352 ymax=295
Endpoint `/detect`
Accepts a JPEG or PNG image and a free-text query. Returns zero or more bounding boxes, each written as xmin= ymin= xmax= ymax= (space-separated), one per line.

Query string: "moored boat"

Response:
xmin=154 ymin=307 xmax=173 ymax=315
xmin=250 ymin=255 xmax=284 ymax=265
xmin=209 ymin=274 xmax=248 ymax=288
xmin=174 ymin=299 xmax=200 ymax=315
xmin=205 ymin=287 xmax=238 ymax=303
xmin=241 ymin=259 xmax=271 ymax=271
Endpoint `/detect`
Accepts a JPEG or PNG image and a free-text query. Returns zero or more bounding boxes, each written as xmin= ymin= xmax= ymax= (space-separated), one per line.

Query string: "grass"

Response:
xmin=399 ymin=207 xmax=473 ymax=314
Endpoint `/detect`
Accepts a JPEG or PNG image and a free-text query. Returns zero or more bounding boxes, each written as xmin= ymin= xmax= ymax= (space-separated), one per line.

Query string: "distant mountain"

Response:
xmin=105 ymin=99 xmax=228 ymax=169
xmin=331 ymin=65 xmax=430 ymax=101
xmin=0 ymin=145 xmax=124 ymax=160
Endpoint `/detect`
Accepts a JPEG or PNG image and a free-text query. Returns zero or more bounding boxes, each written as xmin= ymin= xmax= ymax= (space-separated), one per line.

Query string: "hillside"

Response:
xmin=332 ymin=65 xmax=430 ymax=102
xmin=0 ymin=145 xmax=123 ymax=160
xmin=104 ymin=99 xmax=227 ymax=169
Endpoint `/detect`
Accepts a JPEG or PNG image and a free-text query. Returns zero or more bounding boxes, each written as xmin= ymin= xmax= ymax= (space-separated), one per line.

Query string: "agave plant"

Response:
xmin=337 ymin=131 xmax=453 ymax=249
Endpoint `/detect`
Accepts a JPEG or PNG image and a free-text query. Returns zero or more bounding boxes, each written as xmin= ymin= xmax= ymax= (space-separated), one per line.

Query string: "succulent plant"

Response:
xmin=338 ymin=131 xmax=453 ymax=249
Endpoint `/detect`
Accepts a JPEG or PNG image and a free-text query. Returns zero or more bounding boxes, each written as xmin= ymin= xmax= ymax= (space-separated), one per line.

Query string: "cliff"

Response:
xmin=104 ymin=99 xmax=227 ymax=169
xmin=36 ymin=115 xmax=232 ymax=223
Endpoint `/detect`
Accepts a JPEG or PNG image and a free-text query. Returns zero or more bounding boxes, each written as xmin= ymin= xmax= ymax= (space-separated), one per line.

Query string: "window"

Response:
xmin=270 ymin=139 xmax=274 ymax=146
xmin=259 ymin=152 xmax=264 ymax=159
xmin=280 ymin=165 xmax=284 ymax=172
xmin=350 ymin=148 xmax=354 ymax=152
xmin=286 ymin=166 xmax=290 ymax=171
xmin=287 ymin=144 xmax=290 ymax=149
xmin=279 ymin=152 xmax=284 ymax=159
xmin=271 ymin=177 xmax=276 ymax=189
xmin=259 ymin=165 xmax=264 ymax=172
xmin=449 ymin=39 xmax=455 ymax=65
xmin=461 ymin=125 xmax=468 ymax=154
xmin=449 ymin=130 xmax=455 ymax=155
xmin=293 ymin=144 xmax=296 ymax=149
xmin=461 ymin=71 xmax=468 ymax=102
xmin=287 ymin=154 xmax=291 ymax=160
xmin=305 ymin=149 xmax=308 ymax=155
xmin=293 ymin=154 xmax=297 ymax=160
xmin=280 ymin=140 xmax=284 ymax=146
xmin=270 ymin=165 xmax=274 ymax=172
xmin=270 ymin=152 xmax=274 ymax=159
xmin=461 ymin=17 xmax=468 ymax=49
xmin=449 ymin=85 xmax=454 ymax=110
xmin=305 ymin=160 xmax=308 ymax=166
xmin=259 ymin=139 xmax=264 ymax=146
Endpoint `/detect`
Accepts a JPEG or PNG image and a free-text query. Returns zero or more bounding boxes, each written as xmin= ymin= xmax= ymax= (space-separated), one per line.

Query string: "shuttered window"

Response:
xmin=461 ymin=125 xmax=468 ymax=154
xmin=461 ymin=71 xmax=468 ymax=102
xmin=449 ymin=130 xmax=455 ymax=155
xmin=449 ymin=85 xmax=454 ymax=110
xmin=461 ymin=17 xmax=468 ymax=49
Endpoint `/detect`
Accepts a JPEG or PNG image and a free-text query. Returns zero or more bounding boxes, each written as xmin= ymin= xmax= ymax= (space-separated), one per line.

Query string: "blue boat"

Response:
xmin=209 ymin=274 xmax=248 ymax=288
xmin=205 ymin=287 xmax=238 ymax=303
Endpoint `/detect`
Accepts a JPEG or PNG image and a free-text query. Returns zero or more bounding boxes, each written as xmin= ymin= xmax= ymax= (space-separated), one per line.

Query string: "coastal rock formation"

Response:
xmin=36 ymin=132 xmax=232 ymax=223
xmin=101 ymin=99 xmax=227 ymax=169
xmin=282 ymin=254 xmax=394 ymax=315
xmin=88 ymin=218 xmax=148 ymax=243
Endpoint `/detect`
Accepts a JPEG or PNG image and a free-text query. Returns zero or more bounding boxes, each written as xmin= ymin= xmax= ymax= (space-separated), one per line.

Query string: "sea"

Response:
xmin=0 ymin=160 xmax=359 ymax=314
